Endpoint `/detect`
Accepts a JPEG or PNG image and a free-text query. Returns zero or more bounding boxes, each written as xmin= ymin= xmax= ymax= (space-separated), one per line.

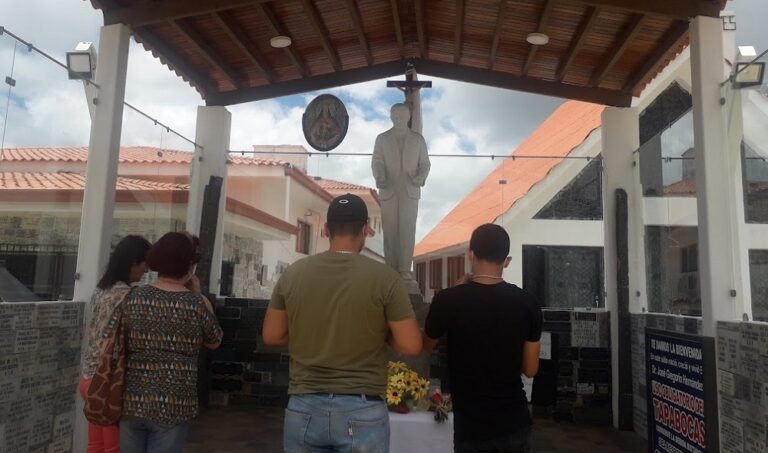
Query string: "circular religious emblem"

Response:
xmin=302 ymin=94 xmax=349 ymax=152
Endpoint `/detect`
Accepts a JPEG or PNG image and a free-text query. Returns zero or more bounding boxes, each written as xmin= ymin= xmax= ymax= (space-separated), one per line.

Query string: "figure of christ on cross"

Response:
xmin=372 ymin=63 xmax=432 ymax=292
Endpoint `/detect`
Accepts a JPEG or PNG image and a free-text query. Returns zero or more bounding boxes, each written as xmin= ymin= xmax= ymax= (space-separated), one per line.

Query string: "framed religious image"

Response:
xmin=302 ymin=94 xmax=349 ymax=152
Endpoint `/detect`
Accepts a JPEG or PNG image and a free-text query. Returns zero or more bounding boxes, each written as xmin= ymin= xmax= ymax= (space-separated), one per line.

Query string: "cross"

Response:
xmin=387 ymin=61 xmax=432 ymax=133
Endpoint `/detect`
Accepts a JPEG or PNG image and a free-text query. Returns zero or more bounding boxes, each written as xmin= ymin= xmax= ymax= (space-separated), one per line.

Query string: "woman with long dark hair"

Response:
xmin=80 ymin=235 xmax=152 ymax=453
xmin=119 ymin=232 xmax=222 ymax=453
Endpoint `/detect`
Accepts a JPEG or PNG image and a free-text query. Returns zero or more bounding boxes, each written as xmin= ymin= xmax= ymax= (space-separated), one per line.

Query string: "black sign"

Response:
xmin=645 ymin=329 xmax=718 ymax=453
xmin=302 ymin=94 xmax=349 ymax=152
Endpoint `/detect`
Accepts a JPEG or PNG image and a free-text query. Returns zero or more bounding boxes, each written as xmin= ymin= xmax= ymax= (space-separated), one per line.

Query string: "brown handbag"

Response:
xmin=83 ymin=301 xmax=127 ymax=426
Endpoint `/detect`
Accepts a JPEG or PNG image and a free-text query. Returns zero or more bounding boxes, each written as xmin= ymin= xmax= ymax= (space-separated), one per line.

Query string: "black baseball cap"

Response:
xmin=327 ymin=193 xmax=368 ymax=223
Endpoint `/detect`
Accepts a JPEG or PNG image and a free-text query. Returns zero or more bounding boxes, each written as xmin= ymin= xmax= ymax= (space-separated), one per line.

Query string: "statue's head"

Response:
xmin=390 ymin=103 xmax=411 ymax=129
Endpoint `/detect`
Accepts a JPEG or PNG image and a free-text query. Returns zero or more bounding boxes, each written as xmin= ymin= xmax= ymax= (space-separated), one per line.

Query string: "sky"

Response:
xmin=0 ymin=0 xmax=766 ymax=241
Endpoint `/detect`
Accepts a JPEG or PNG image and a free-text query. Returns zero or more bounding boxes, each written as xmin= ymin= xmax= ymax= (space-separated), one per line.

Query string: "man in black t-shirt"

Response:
xmin=424 ymin=224 xmax=543 ymax=453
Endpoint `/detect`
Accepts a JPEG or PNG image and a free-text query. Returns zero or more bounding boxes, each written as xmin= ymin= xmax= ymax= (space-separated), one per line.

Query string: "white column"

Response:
xmin=71 ymin=23 xmax=131 ymax=453
xmin=186 ymin=106 xmax=232 ymax=295
xmin=690 ymin=15 xmax=745 ymax=337
xmin=602 ymin=106 xmax=645 ymax=429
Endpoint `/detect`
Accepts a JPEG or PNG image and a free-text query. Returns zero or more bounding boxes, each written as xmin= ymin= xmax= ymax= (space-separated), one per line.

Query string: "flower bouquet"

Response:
xmin=428 ymin=390 xmax=452 ymax=424
xmin=386 ymin=361 xmax=430 ymax=414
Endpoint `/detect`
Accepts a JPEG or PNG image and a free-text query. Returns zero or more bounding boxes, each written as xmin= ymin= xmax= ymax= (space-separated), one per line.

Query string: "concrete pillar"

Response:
xmin=602 ymin=106 xmax=645 ymax=429
xmin=690 ymin=15 xmax=746 ymax=337
xmin=187 ymin=106 xmax=231 ymax=295
xmin=71 ymin=23 xmax=131 ymax=453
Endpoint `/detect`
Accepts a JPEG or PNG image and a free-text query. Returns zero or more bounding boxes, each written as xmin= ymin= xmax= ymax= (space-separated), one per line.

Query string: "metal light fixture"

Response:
xmin=66 ymin=42 xmax=96 ymax=80
xmin=526 ymin=32 xmax=549 ymax=46
xmin=729 ymin=46 xmax=766 ymax=89
xmin=270 ymin=36 xmax=292 ymax=48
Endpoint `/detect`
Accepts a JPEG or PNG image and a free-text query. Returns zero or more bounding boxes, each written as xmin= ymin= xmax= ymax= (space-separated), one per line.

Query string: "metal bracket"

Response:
xmin=729 ymin=289 xmax=737 ymax=297
xmin=4 ymin=76 xmax=15 ymax=87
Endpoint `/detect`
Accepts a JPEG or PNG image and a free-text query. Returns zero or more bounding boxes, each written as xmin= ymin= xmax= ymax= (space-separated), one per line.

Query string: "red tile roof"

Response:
xmin=0 ymin=171 xmax=186 ymax=191
xmin=415 ymin=100 xmax=604 ymax=257
xmin=1 ymin=146 xmax=287 ymax=166
xmin=314 ymin=178 xmax=374 ymax=192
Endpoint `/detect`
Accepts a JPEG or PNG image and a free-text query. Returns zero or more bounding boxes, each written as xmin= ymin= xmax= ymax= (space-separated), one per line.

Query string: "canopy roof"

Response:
xmin=90 ymin=0 xmax=722 ymax=107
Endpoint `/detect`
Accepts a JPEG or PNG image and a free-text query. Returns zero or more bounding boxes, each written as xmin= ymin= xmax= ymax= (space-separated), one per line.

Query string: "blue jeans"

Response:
xmin=284 ymin=394 xmax=390 ymax=453
xmin=119 ymin=416 xmax=189 ymax=453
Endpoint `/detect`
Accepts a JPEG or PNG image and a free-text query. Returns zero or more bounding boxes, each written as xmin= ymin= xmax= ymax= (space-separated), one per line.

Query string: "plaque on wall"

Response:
xmin=302 ymin=94 xmax=349 ymax=152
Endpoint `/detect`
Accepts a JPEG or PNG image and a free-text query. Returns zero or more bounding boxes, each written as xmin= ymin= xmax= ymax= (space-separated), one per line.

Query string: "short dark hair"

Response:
xmin=469 ymin=224 xmax=510 ymax=263
xmin=146 ymin=232 xmax=198 ymax=279
xmin=327 ymin=221 xmax=366 ymax=239
xmin=98 ymin=235 xmax=152 ymax=289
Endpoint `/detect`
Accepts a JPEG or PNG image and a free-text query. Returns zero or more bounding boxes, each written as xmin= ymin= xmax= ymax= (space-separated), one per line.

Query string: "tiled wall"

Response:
xmin=716 ymin=320 xmax=768 ymax=453
xmin=208 ymin=298 xmax=289 ymax=407
xmin=630 ymin=313 xmax=702 ymax=439
xmin=539 ymin=309 xmax=612 ymax=425
xmin=0 ymin=301 xmax=84 ymax=453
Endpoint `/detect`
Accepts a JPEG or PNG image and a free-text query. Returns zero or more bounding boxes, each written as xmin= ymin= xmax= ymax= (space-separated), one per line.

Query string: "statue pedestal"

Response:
xmin=391 ymin=292 xmax=431 ymax=379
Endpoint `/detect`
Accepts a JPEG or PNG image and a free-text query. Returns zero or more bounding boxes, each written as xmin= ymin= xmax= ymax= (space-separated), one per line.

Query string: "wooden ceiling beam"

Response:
xmin=255 ymin=2 xmax=310 ymax=78
xmin=415 ymin=0 xmax=427 ymax=58
xmin=489 ymin=0 xmax=509 ymax=70
xmin=104 ymin=0 xmax=278 ymax=27
xmin=207 ymin=60 xmax=407 ymax=106
xmin=132 ymin=28 xmax=215 ymax=98
xmin=573 ymin=0 xmax=720 ymax=19
xmin=624 ymin=21 xmax=689 ymax=95
xmin=556 ymin=6 xmax=600 ymax=82
xmin=454 ymin=0 xmax=466 ymax=64
xmin=413 ymin=59 xmax=632 ymax=107
xmin=172 ymin=19 xmax=244 ymax=89
xmin=590 ymin=14 xmax=645 ymax=86
xmin=522 ymin=0 xmax=555 ymax=77
xmin=213 ymin=11 xmax=274 ymax=83
xmin=344 ymin=0 xmax=373 ymax=66
xmin=299 ymin=0 xmax=342 ymax=72
xmin=390 ymin=0 xmax=405 ymax=58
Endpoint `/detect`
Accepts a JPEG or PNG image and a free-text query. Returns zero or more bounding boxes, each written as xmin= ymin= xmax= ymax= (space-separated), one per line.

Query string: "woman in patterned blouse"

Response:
xmin=80 ymin=235 xmax=151 ymax=453
xmin=119 ymin=232 xmax=223 ymax=453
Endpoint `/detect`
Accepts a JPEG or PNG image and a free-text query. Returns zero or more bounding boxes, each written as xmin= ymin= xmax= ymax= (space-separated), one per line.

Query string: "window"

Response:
xmin=447 ymin=255 xmax=465 ymax=287
xmin=749 ymin=250 xmax=768 ymax=322
xmin=296 ymin=220 xmax=311 ymax=254
xmin=741 ymin=141 xmax=768 ymax=223
xmin=429 ymin=259 xmax=443 ymax=291
xmin=637 ymin=83 xmax=696 ymax=198
xmin=645 ymin=226 xmax=700 ymax=316
xmin=535 ymin=157 xmax=603 ymax=220
xmin=522 ymin=245 xmax=604 ymax=309
xmin=415 ymin=262 xmax=426 ymax=296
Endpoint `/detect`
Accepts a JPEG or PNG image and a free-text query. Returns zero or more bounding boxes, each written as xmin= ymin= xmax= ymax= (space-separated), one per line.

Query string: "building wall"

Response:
xmin=0 ymin=301 xmax=85 ymax=452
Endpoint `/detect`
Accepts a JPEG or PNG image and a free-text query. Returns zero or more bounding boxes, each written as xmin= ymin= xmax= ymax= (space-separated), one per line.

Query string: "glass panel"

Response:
xmin=0 ymin=34 xmax=90 ymax=301
xmin=522 ymin=245 xmax=604 ymax=309
xmin=749 ymin=249 xmax=768 ymax=322
xmin=534 ymin=157 xmax=603 ymax=220
xmin=645 ymin=226 xmax=701 ymax=316
xmin=639 ymin=110 xmax=695 ymax=197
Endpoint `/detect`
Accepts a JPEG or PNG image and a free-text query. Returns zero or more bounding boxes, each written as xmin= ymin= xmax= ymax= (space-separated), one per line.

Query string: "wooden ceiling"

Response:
xmin=90 ymin=0 xmax=722 ymax=107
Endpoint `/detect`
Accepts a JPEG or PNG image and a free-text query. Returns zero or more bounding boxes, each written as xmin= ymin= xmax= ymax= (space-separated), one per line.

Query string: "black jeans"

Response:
xmin=455 ymin=426 xmax=532 ymax=453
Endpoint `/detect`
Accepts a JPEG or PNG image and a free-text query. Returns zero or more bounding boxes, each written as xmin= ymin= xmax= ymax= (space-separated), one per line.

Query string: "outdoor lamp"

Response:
xmin=730 ymin=45 xmax=766 ymax=89
xmin=66 ymin=42 xmax=96 ymax=81
xmin=733 ymin=61 xmax=765 ymax=88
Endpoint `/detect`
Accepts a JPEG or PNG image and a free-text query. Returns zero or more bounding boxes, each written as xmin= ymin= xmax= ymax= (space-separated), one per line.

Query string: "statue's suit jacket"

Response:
xmin=371 ymin=128 xmax=431 ymax=201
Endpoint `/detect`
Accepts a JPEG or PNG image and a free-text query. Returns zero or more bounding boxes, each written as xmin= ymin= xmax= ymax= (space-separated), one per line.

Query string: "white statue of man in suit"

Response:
xmin=372 ymin=103 xmax=431 ymax=281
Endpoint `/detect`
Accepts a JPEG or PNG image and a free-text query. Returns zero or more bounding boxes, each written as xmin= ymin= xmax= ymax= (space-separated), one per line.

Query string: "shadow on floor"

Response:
xmin=185 ymin=407 xmax=647 ymax=453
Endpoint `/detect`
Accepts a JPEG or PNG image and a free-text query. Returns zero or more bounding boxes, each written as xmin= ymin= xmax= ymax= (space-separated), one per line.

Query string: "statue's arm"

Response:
xmin=371 ymin=136 xmax=388 ymax=188
xmin=411 ymin=136 xmax=431 ymax=187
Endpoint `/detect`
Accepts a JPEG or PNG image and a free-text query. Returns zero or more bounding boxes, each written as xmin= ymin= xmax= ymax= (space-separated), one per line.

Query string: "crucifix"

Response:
xmin=386 ymin=61 xmax=432 ymax=134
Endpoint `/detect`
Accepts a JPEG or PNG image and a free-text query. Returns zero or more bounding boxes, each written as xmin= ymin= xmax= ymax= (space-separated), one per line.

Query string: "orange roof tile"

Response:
xmin=313 ymin=178 xmax=374 ymax=192
xmin=415 ymin=101 xmax=604 ymax=257
xmin=1 ymin=146 xmax=287 ymax=166
xmin=0 ymin=171 xmax=187 ymax=191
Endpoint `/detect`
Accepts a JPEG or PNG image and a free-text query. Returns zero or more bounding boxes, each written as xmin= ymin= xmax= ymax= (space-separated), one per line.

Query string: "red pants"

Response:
xmin=79 ymin=377 xmax=120 ymax=453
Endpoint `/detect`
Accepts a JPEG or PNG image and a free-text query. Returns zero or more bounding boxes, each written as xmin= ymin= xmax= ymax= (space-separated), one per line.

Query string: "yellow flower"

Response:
xmin=386 ymin=388 xmax=402 ymax=405
xmin=389 ymin=372 xmax=407 ymax=389
xmin=388 ymin=361 xmax=408 ymax=374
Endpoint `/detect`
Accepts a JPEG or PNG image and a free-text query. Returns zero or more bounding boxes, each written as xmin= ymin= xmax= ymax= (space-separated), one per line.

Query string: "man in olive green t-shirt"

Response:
xmin=263 ymin=193 xmax=422 ymax=453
